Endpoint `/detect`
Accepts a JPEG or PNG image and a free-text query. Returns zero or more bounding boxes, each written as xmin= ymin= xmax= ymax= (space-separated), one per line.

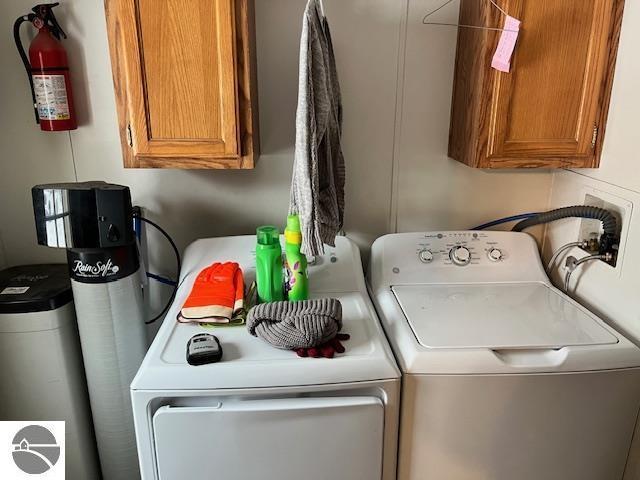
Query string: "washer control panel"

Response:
xmin=370 ymin=231 xmax=546 ymax=288
xmin=415 ymin=232 xmax=509 ymax=267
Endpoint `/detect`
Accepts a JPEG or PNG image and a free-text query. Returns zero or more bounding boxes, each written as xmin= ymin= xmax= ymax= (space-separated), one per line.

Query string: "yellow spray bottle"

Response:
xmin=284 ymin=215 xmax=308 ymax=301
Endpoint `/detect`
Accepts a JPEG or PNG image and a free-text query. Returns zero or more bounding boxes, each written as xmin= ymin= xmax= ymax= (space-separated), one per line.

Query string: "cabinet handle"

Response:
xmin=126 ymin=124 xmax=133 ymax=147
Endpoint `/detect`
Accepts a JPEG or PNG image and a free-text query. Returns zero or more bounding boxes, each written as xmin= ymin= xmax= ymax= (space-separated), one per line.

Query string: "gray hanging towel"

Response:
xmin=289 ymin=0 xmax=345 ymax=257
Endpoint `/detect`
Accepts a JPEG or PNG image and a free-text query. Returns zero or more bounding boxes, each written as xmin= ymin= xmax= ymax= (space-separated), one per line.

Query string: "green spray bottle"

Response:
xmin=284 ymin=215 xmax=308 ymax=301
xmin=255 ymin=226 xmax=285 ymax=303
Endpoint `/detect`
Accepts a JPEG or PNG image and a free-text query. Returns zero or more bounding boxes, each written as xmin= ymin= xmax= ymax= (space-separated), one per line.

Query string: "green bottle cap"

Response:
xmin=286 ymin=214 xmax=301 ymax=233
xmin=256 ymin=226 xmax=280 ymax=246
xmin=285 ymin=215 xmax=302 ymax=245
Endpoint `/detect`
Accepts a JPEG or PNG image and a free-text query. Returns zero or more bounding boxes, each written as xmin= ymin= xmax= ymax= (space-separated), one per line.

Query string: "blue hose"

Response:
xmin=147 ymin=272 xmax=177 ymax=286
xmin=471 ymin=213 xmax=540 ymax=231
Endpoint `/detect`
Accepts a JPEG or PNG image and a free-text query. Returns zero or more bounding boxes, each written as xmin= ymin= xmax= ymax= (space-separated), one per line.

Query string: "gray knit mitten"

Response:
xmin=246 ymin=298 xmax=342 ymax=349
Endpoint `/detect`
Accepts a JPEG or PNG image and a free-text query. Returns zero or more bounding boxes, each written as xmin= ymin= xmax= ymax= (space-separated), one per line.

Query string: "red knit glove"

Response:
xmin=178 ymin=262 xmax=244 ymax=323
xmin=295 ymin=333 xmax=350 ymax=358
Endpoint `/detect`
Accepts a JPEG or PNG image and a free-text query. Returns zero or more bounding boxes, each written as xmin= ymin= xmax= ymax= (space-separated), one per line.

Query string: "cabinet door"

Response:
xmin=107 ymin=0 xmax=242 ymax=167
xmin=487 ymin=0 xmax=618 ymax=167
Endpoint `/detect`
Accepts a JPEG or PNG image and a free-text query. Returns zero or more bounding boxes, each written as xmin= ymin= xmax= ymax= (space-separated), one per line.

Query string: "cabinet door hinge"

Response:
xmin=126 ymin=124 xmax=133 ymax=147
xmin=591 ymin=125 xmax=598 ymax=149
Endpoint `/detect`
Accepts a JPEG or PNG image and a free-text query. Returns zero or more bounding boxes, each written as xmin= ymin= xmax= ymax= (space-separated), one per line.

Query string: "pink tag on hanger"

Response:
xmin=491 ymin=15 xmax=521 ymax=73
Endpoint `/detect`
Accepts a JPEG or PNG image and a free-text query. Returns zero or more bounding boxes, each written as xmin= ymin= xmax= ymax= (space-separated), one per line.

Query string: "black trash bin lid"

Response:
xmin=0 ymin=264 xmax=72 ymax=314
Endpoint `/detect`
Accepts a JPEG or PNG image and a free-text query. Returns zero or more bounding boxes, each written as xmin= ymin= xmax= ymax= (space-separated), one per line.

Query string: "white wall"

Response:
xmin=66 ymin=0 xmax=408 ymax=259
xmin=392 ymin=0 xmax=552 ymax=234
xmin=543 ymin=0 xmax=640 ymax=357
xmin=1 ymin=0 xmax=552 ymax=271
xmin=541 ymin=1 xmax=640 ymax=476
xmin=0 ymin=0 xmax=75 ymax=267
xmin=2 ymin=0 xmax=405 ymax=268
xmin=0 ymin=0 xmax=555 ymax=319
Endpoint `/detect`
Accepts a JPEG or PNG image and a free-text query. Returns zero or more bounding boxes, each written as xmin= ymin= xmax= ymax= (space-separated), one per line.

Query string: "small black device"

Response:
xmin=187 ymin=333 xmax=223 ymax=366
xmin=32 ymin=181 xmax=135 ymax=249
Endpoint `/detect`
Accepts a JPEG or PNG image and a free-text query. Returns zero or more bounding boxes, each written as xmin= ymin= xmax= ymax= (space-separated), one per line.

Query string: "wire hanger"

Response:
xmin=423 ymin=0 xmax=518 ymax=33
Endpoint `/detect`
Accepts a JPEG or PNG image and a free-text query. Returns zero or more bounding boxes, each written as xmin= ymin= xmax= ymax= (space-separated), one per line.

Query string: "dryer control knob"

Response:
xmin=488 ymin=248 xmax=503 ymax=262
xmin=418 ymin=249 xmax=434 ymax=263
xmin=450 ymin=246 xmax=471 ymax=266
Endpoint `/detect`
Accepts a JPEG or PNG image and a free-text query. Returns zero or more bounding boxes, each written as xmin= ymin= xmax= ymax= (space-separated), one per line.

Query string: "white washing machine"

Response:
xmin=132 ymin=235 xmax=400 ymax=480
xmin=368 ymin=231 xmax=640 ymax=480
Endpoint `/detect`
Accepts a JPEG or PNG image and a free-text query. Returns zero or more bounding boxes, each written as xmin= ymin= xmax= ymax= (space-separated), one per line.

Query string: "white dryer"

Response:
xmin=368 ymin=231 xmax=640 ymax=480
xmin=132 ymin=235 xmax=400 ymax=480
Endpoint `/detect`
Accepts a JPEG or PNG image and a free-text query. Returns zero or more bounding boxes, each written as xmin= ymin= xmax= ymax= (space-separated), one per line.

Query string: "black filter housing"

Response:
xmin=32 ymin=181 xmax=135 ymax=249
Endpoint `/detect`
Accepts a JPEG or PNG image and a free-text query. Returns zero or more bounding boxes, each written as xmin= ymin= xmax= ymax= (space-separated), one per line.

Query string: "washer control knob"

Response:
xmin=488 ymin=248 xmax=503 ymax=262
xmin=450 ymin=246 xmax=471 ymax=266
xmin=419 ymin=249 xmax=434 ymax=263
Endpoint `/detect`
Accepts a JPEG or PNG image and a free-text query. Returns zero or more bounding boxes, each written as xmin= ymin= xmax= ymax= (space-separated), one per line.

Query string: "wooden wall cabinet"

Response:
xmin=104 ymin=0 xmax=258 ymax=169
xmin=449 ymin=0 xmax=625 ymax=169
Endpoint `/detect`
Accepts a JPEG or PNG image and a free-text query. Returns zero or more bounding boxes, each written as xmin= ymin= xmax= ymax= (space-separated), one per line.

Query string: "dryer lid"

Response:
xmin=391 ymin=283 xmax=618 ymax=350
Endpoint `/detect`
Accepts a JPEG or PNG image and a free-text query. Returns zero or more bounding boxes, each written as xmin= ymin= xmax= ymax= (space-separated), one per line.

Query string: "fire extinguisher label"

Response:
xmin=33 ymin=74 xmax=71 ymax=121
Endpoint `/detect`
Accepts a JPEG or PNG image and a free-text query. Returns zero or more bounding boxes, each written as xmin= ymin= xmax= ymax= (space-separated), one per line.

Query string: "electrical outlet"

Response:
xmin=578 ymin=190 xmax=632 ymax=269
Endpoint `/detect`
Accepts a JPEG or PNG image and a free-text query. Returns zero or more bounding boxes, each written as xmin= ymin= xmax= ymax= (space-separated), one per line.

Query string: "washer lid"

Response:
xmin=392 ymin=283 xmax=618 ymax=350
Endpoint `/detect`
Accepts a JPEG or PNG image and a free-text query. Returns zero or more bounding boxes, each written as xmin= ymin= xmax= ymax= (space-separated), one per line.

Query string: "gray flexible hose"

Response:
xmin=563 ymin=254 xmax=610 ymax=292
xmin=513 ymin=206 xmax=617 ymax=237
xmin=546 ymin=241 xmax=585 ymax=273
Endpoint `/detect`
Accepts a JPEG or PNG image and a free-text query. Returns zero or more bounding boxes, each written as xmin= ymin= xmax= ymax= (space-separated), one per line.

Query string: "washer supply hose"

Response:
xmin=546 ymin=241 xmax=588 ymax=273
xmin=511 ymin=206 xmax=617 ymax=237
xmin=564 ymin=253 xmax=612 ymax=292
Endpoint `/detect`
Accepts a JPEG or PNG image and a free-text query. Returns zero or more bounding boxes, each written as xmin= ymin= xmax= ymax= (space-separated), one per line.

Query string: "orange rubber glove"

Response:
xmin=178 ymin=262 xmax=244 ymax=323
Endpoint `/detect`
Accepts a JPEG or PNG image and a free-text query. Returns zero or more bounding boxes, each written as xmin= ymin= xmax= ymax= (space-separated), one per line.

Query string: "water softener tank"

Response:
xmin=32 ymin=182 xmax=146 ymax=480
xmin=0 ymin=264 xmax=100 ymax=479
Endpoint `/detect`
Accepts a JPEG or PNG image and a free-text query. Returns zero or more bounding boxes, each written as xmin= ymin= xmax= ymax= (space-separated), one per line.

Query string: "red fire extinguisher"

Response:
xmin=14 ymin=3 xmax=77 ymax=131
